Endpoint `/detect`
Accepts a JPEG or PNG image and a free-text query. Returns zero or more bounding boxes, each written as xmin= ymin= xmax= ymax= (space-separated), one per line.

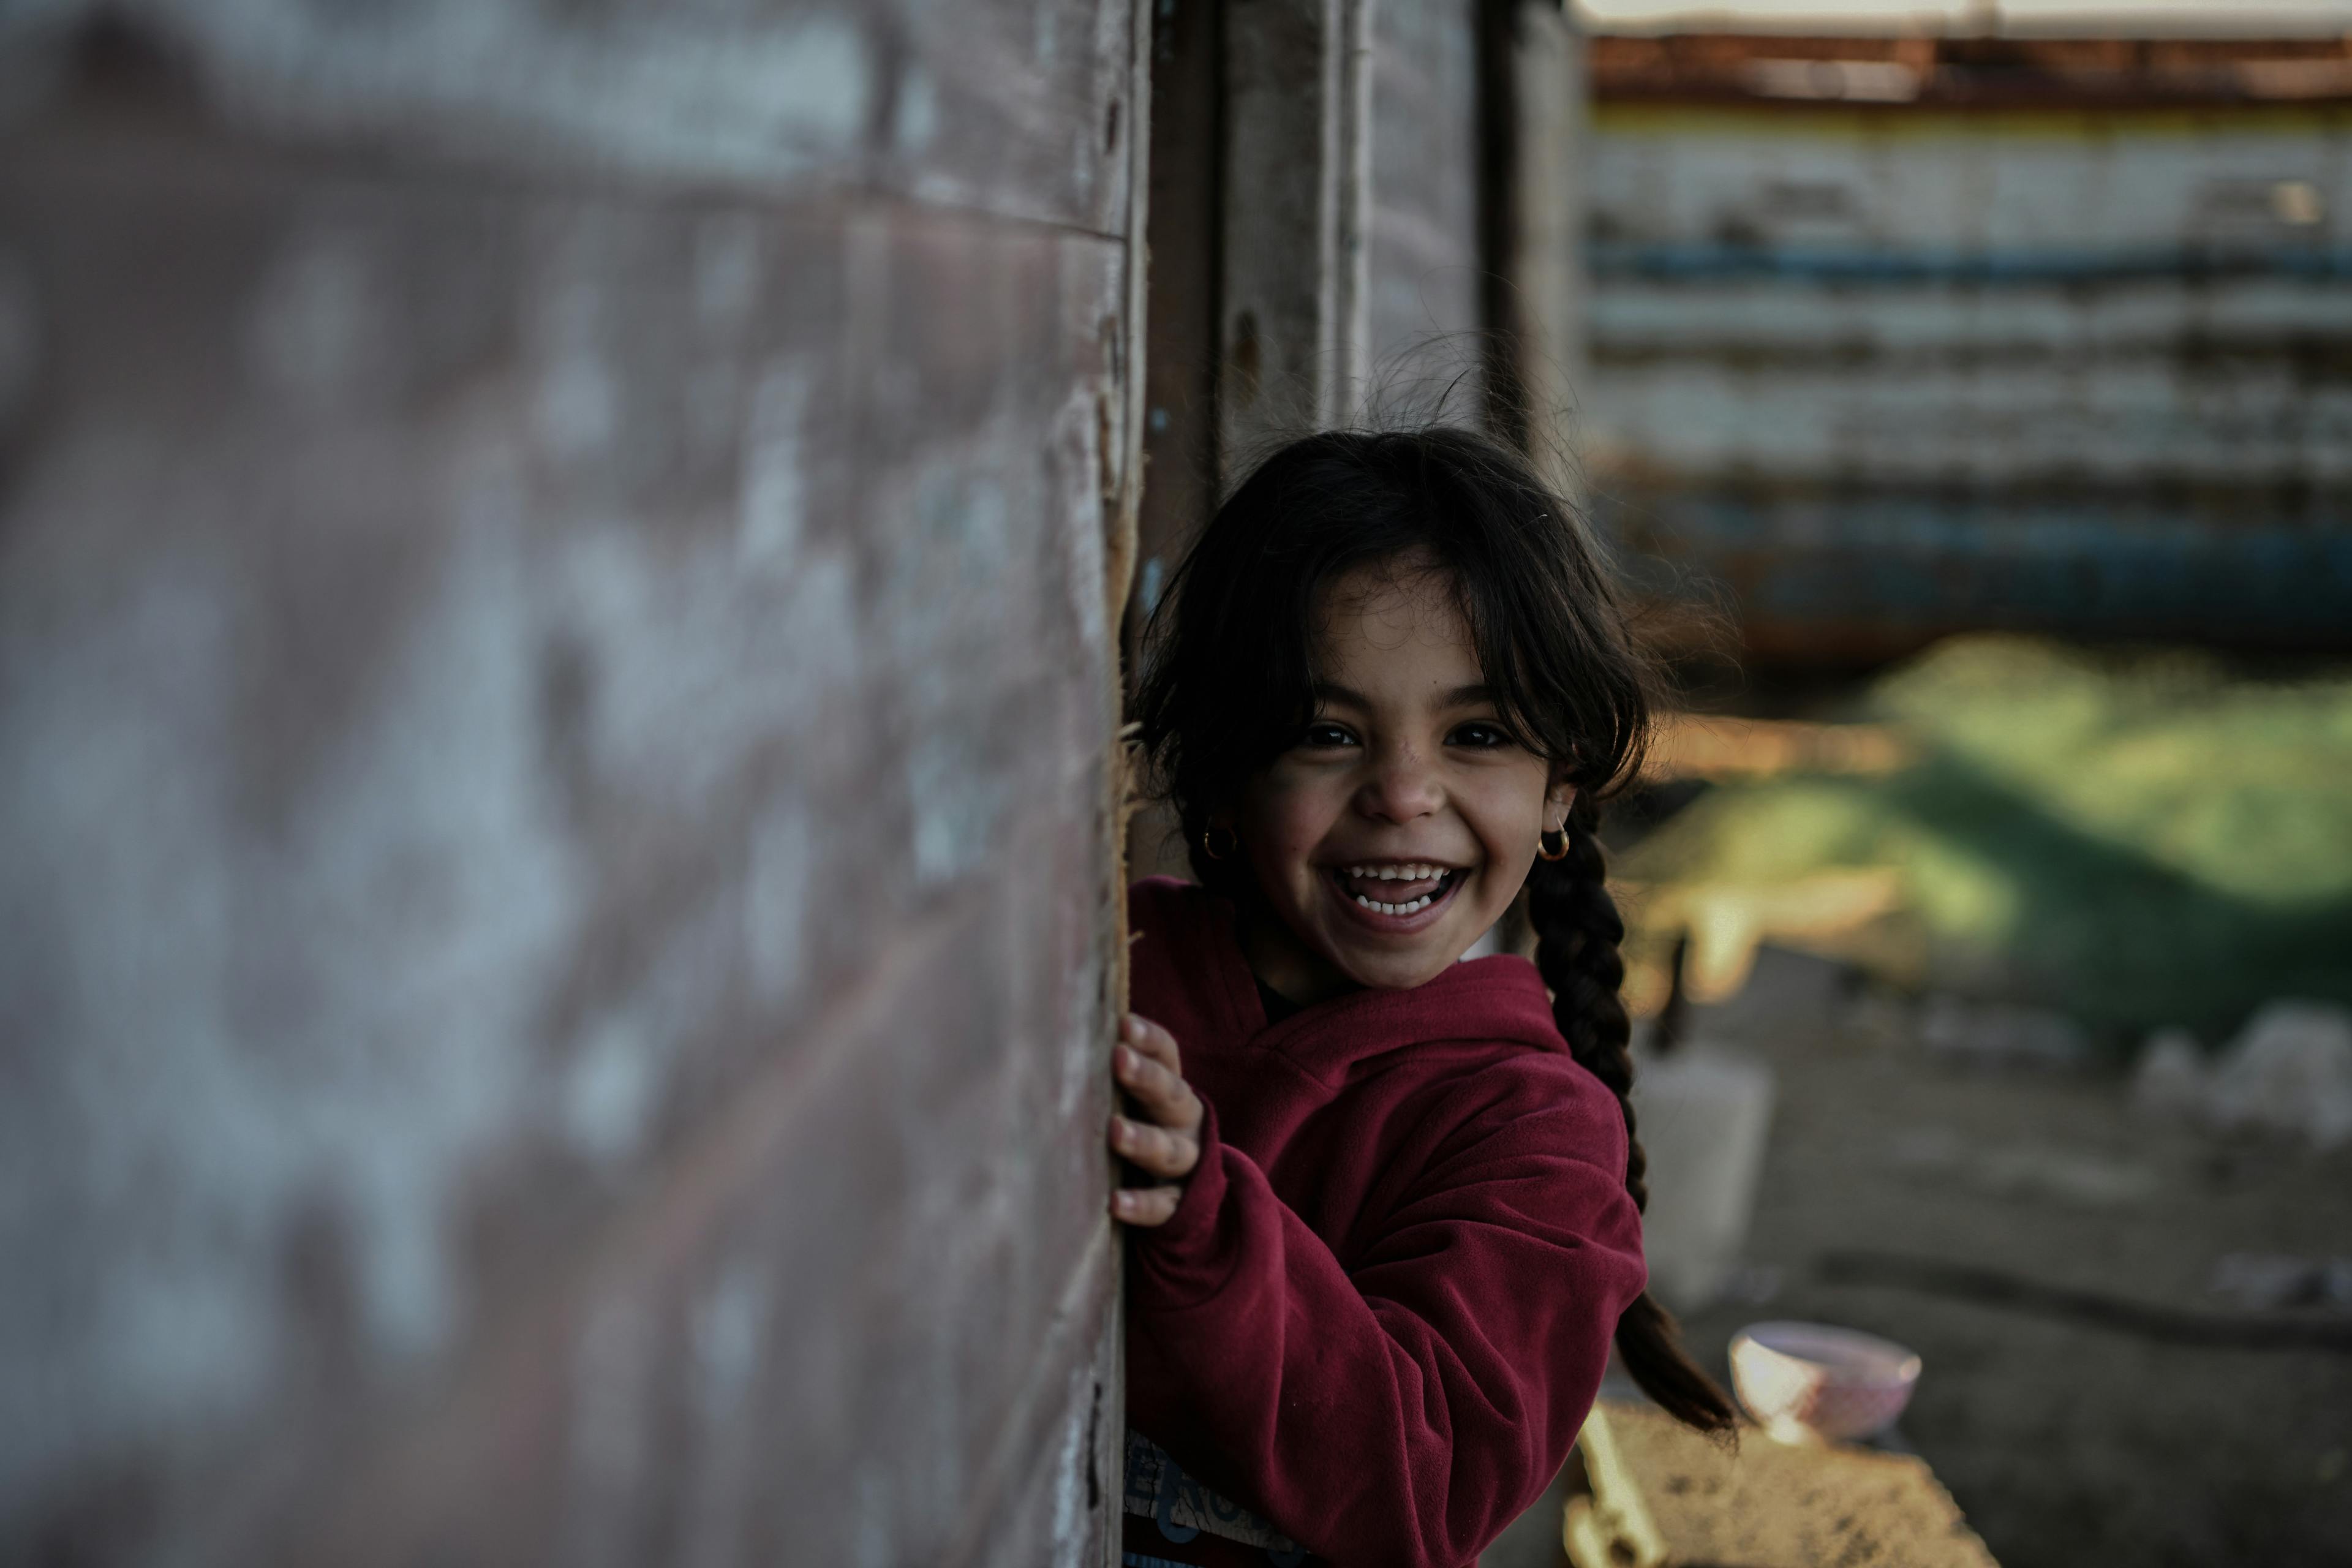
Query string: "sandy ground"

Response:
xmin=1654 ymin=948 xmax=2352 ymax=1568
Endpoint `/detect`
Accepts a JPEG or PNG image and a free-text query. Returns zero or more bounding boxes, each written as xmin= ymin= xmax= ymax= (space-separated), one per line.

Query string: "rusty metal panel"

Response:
xmin=0 ymin=11 xmax=1135 ymax=1564
xmin=1581 ymin=94 xmax=2352 ymax=658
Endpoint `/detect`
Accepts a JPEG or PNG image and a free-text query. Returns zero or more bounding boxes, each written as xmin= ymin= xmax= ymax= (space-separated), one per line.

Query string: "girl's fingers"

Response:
xmin=1109 ymin=1017 xmax=1197 ymax=1227
xmin=1109 ymin=1115 xmax=1200 ymax=1180
xmin=1113 ymin=1183 xmax=1183 ymax=1227
xmin=1125 ymin=1013 xmax=1183 ymax=1073
xmin=1112 ymin=1042 xmax=1171 ymax=1099
xmin=1114 ymin=1044 xmax=1202 ymax=1134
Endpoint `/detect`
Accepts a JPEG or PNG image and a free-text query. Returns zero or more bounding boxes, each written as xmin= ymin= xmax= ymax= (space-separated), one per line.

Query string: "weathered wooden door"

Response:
xmin=0 ymin=4 xmax=1146 ymax=1562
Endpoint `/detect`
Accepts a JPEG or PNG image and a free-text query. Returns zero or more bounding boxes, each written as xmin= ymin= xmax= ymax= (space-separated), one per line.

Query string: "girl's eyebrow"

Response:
xmin=1311 ymin=680 xmax=1370 ymax=709
xmin=1311 ymin=681 xmax=1498 ymax=709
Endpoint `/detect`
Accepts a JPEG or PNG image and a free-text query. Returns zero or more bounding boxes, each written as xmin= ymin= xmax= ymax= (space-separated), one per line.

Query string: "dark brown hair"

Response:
xmin=1133 ymin=426 xmax=1736 ymax=1433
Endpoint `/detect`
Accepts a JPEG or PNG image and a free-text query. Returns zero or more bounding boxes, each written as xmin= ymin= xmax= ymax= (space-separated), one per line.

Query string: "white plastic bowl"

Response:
xmin=1729 ymin=1321 xmax=1921 ymax=1444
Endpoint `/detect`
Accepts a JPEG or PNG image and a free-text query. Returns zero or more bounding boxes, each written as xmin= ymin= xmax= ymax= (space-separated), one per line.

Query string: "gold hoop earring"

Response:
xmin=1537 ymin=826 xmax=1570 ymax=862
xmin=1201 ymin=824 xmax=1237 ymax=861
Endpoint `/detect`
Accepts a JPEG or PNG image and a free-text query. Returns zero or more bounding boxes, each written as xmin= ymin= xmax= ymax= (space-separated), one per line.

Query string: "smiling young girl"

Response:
xmin=1107 ymin=428 xmax=1733 ymax=1567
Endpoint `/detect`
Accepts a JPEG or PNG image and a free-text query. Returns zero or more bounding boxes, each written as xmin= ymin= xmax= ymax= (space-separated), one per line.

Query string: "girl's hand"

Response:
xmin=1109 ymin=1013 xmax=1204 ymax=1227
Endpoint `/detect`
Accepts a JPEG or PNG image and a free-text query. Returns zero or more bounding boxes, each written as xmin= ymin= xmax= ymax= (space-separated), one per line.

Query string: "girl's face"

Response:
xmin=1230 ymin=560 xmax=1575 ymax=1002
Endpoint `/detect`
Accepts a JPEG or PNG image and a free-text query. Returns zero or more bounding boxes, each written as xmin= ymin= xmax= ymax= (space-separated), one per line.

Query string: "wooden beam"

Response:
xmin=1219 ymin=0 xmax=1376 ymax=471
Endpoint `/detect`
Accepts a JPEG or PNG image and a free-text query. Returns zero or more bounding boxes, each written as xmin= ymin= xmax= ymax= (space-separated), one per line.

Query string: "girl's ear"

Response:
xmin=1545 ymin=769 xmax=1578 ymax=833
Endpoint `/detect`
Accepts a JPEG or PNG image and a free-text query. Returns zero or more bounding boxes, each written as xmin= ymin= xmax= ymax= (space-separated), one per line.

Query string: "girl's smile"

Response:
xmin=1329 ymin=860 xmax=1463 ymax=919
xmin=1227 ymin=556 xmax=1574 ymax=1003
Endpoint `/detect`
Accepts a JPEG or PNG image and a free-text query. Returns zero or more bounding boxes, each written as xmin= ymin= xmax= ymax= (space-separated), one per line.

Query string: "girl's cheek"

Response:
xmin=1465 ymin=778 xmax=1548 ymax=881
xmin=1245 ymin=774 xmax=1340 ymax=856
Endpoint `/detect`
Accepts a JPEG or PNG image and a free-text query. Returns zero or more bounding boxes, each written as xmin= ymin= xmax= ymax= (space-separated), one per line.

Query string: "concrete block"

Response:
xmin=1630 ymin=1046 xmax=1776 ymax=1312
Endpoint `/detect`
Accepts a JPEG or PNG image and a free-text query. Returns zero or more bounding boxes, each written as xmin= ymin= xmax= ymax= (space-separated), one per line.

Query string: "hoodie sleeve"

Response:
xmin=1124 ymin=1065 xmax=1649 ymax=1568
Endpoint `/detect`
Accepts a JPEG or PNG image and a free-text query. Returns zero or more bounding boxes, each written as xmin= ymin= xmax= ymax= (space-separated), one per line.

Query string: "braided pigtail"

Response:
xmin=1529 ymin=794 xmax=1738 ymax=1434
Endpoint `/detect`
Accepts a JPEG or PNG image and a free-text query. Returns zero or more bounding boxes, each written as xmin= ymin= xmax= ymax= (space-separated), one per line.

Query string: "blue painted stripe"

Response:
xmin=1599 ymin=496 xmax=2352 ymax=639
xmin=1589 ymin=240 xmax=2352 ymax=285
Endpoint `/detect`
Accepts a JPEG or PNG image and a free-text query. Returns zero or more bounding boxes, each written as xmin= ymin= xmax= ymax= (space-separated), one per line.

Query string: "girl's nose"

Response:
xmin=1355 ymin=747 xmax=1444 ymax=823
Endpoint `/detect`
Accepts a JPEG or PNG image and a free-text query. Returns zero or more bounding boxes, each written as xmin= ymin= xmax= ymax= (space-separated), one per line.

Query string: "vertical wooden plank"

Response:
xmin=1483 ymin=0 xmax=1587 ymax=489
xmin=1098 ymin=1 xmax=1155 ymax=1562
xmin=1365 ymin=0 xmax=1483 ymax=415
xmin=1219 ymin=0 xmax=1376 ymax=469
xmin=1133 ymin=0 xmax=1225 ymax=590
xmin=1124 ymin=0 xmax=1224 ymax=883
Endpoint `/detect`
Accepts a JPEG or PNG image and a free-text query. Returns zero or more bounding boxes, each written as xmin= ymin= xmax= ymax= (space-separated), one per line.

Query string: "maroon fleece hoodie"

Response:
xmin=1120 ymin=877 xmax=1648 ymax=1568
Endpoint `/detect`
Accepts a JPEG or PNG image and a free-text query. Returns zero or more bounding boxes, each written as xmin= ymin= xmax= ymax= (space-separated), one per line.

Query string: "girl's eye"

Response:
xmin=1449 ymin=722 xmax=1515 ymax=750
xmin=1299 ymin=723 xmax=1359 ymax=750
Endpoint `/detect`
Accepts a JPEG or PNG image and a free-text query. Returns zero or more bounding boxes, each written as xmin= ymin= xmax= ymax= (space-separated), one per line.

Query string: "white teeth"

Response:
xmin=1354 ymin=893 xmax=1434 ymax=915
xmin=1344 ymin=863 xmax=1449 ymax=881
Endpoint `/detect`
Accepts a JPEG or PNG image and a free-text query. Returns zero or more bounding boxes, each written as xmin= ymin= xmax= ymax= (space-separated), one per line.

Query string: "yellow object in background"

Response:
xmin=1562 ymin=1401 xmax=2000 ymax=1568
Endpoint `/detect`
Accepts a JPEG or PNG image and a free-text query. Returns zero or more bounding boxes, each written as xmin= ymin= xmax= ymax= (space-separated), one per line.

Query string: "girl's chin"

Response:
xmin=1330 ymin=948 xmax=1461 ymax=991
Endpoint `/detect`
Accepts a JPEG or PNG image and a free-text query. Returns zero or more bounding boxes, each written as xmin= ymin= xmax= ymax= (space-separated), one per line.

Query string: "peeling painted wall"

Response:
xmin=0 ymin=2 xmax=1142 ymax=1562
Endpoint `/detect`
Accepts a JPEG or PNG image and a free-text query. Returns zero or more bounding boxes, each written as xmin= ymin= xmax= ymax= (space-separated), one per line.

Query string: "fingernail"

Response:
xmin=1112 ymin=1117 xmax=1133 ymax=1148
xmin=1114 ymin=1190 xmax=1136 ymax=1215
xmin=1124 ymin=1014 xmax=1146 ymax=1043
xmin=1115 ymin=1044 xmax=1136 ymax=1073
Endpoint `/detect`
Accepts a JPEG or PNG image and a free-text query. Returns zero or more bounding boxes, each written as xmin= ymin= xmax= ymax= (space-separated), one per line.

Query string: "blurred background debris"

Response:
xmin=1637 ymin=948 xmax=2352 ymax=1568
xmin=1562 ymin=8 xmax=2351 ymax=1559
xmin=1615 ymin=638 xmax=2352 ymax=1042
xmin=2209 ymin=1253 xmax=2352 ymax=1314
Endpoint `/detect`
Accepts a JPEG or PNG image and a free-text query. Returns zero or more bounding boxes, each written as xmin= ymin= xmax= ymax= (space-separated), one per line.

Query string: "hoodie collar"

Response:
xmin=1177 ymin=879 xmax=1569 ymax=1085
